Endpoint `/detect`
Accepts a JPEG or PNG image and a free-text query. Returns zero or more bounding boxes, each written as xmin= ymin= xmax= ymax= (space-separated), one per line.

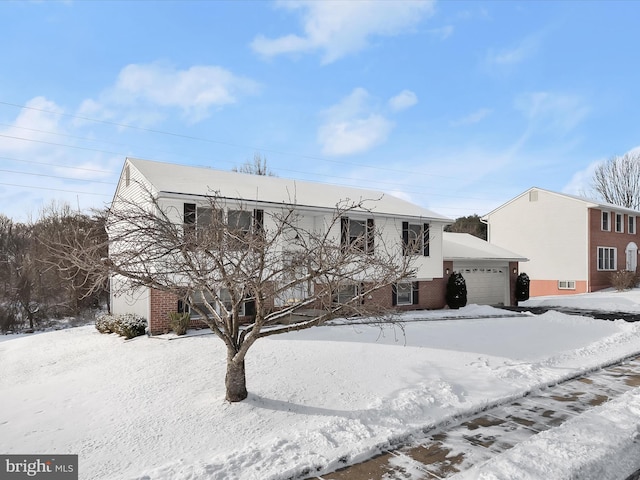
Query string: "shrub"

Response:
xmin=611 ymin=270 xmax=638 ymax=291
xmin=515 ymin=272 xmax=530 ymax=302
xmin=169 ymin=312 xmax=190 ymax=335
xmin=95 ymin=312 xmax=116 ymax=334
xmin=95 ymin=313 xmax=147 ymax=339
xmin=445 ymin=272 xmax=467 ymax=309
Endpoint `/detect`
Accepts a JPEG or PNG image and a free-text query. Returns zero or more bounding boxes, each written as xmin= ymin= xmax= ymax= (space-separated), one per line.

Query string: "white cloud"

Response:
xmin=515 ymin=91 xmax=589 ymax=133
xmin=428 ymin=25 xmax=454 ymax=40
xmin=318 ymin=88 xmax=394 ymax=156
xmin=450 ymin=108 xmax=492 ymax=126
xmin=251 ymin=0 xmax=436 ymax=64
xmin=388 ymin=90 xmax=418 ymax=112
xmin=82 ymin=62 xmax=260 ymax=125
xmin=563 ymin=159 xmax=601 ymax=198
xmin=486 ymin=33 xmax=542 ymax=67
xmin=0 ymin=96 xmax=65 ymax=153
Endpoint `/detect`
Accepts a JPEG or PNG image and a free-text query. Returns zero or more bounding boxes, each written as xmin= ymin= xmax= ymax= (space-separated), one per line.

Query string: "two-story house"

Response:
xmin=483 ymin=187 xmax=640 ymax=296
xmin=111 ymin=158 xmax=462 ymax=334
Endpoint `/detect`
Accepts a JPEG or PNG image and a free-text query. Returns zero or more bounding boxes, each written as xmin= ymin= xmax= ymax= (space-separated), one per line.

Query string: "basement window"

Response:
xmin=558 ymin=280 xmax=576 ymax=290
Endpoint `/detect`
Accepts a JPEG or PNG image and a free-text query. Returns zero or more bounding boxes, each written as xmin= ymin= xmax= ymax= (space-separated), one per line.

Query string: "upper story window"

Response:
xmin=630 ymin=216 xmax=636 ymax=234
xmin=597 ymin=246 xmax=616 ymax=271
xmin=615 ymin=213 xmax=624 ymax=233
xmin=402 ymin=222 xmax=430 ymax=256
xmin=602 ymin=211 xmax=610 ymax=231
xmin=341 ymin=217 xmax=374 ymax=254
xmin=184 ymin=203 xmax=263 ymax=244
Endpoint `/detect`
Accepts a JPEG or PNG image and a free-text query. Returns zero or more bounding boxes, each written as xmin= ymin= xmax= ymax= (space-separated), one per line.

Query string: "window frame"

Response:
xmin=332 ymin=284 xmax=360 ymax=305
xmin=597 ymin=246 xmax=617 ymax=271
xmin=341 ymin=217 xmax=374 ymax=254
xmin=602 ymin=211 xmax=610 ymax=231
xmin=615 ymin=213 xmax=624 ymax=233
xmin=630 ymin=215 xmax=636 ymax=234
xmin=402 ymin=222 xmax=430 ymax=257
xmin=396 ymin=282 xmax=413 ymax=306
xmin=558 ymin=280 xmax=576 ymax=290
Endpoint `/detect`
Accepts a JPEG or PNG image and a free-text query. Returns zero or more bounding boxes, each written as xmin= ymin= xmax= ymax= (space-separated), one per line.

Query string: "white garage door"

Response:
xmin=454 ymin=264 xmax=508 ymax=306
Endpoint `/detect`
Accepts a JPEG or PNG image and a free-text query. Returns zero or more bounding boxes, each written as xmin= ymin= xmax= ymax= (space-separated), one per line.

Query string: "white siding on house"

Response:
xmin=110 ymin=276 xmax=150 ymax=320
xmin=486 ymin=188 xmax=588 ymax=281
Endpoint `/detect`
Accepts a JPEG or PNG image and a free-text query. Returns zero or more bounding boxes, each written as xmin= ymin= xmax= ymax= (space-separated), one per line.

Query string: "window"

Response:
xmin=332 ymin=284 xmax=361 ymax=304
xmin=616 ymin=213 xmax=624 ymax=233
xmin=220 ymin=288 xmax=246 ymax=316
xmin=558 ymin=280 xmax=576 ymax=290
xmin=341 ymin=217 xmax=374 ymax=253
xmin=277 ymin=252 xmax=312 ymax=306
xmin=183 ymin=203 xmax=263 ymax=244
xmin=228 ymin=210 xmax=252 ymax=233
xmin=184 ymin=289 xmax=253 ymax=317
xmin=597 ymin=247 xmax=616 ymax=271
xmin=602 ymin=211 xmax=610 ymax=231
xmin=630 ymin=216 xmax=636 ymax=234
xmin=393 ymin=282 xmax=419 ymax=306
xmin=402 ymin=222 xmax=429 ymax=256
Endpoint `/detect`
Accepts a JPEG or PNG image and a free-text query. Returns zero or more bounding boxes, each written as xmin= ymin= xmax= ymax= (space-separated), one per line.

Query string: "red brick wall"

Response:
xmin=588 ymin=208 xmax=640 ymax=291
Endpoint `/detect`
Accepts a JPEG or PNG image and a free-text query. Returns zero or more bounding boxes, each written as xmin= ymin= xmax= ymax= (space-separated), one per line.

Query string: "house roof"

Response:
xmin=482 ymin=186 xmax=640 ymax=219
xmin=443 ymin=232 xmax=528 ymax=262
xmin=125 ymin=157 xmax=452 ymax=222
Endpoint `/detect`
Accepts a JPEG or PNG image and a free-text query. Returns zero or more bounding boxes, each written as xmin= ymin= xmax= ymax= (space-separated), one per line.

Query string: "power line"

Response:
xmin=0 ymin=99 xmax=459 ymax=181
xmin=0 ymin=155 xmax=113 ymax=174
xmin=0 ymin=182 xmax=112 ymax=197
xmin=0 ymin=168 xmax=117 ymax=185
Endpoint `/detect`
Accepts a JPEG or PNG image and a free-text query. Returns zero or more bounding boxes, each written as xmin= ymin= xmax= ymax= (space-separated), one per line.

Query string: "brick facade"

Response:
xmin=588 ymin=208 xmax=640 ymax=291
xmin=147 ymin=260 xmax=515 ymax=334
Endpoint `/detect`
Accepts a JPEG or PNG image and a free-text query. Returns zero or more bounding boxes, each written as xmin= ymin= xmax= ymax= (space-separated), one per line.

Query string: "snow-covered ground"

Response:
xmin=2 ymin=292 xmax=640 ymax=480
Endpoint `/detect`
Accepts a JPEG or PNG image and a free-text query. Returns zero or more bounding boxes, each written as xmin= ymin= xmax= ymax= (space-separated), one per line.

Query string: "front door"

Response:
xmin=626 ymin=242 xmax=638 ymax=272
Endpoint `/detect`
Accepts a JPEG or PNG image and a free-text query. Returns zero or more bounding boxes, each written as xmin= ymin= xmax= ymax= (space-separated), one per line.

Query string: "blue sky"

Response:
xmin=2 ymin=1 xmax=640 ymax=222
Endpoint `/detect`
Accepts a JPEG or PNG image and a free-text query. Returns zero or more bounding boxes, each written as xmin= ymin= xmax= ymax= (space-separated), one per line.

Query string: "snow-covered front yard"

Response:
xmin=2 ymin=290 xmax=640 ymax=480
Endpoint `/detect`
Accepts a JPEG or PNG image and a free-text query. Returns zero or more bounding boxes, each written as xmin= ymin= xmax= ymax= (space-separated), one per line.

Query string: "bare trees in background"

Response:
xmin=0 ymin=205 xmax=107 ymax=332
xmin=52 ymin=187 xmax=415 ymax=402
xmin=232 ymin=152 xmax=276 ymax=176
xmin=592 ymin=151 xmax=640 ymax=209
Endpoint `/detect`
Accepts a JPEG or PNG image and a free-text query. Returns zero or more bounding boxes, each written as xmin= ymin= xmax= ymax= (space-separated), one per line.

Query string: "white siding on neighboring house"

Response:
xmin=485 ymin=188 xmax=588 ymax=282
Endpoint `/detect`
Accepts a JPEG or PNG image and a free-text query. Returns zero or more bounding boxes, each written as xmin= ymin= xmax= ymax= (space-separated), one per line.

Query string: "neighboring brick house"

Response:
xmin=483 ymin=187 xmax=640 ymax=296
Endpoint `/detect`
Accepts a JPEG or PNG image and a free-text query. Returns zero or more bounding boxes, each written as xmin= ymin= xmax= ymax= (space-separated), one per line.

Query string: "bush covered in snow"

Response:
xmin=446 ymin=272 xmax=467 ymax=309
xmin=95 ymin=313 xmax=147 ymax=339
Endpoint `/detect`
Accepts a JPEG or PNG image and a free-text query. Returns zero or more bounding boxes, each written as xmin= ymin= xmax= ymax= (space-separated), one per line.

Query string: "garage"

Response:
xmin=443 ymin=232 xmax=528 ymax=306
xmin=453 ymin=264 xmax=509 ymax=305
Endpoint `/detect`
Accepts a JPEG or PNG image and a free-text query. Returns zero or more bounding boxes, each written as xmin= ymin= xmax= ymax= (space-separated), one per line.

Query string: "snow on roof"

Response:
xmin=126 ymin=157 xmax=451 ymax=221
xmin=443 ymin=232 xmax=528 ymax=262
xmin=483 ymin=186 xmax=640 ymax=219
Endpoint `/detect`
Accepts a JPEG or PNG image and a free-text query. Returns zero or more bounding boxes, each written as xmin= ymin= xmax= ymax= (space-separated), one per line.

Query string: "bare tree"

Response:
xmin=49 ymin=187 xmax=415 ymax=402
xmin=592 ymin=151 xmax=640 ymax=209
xmin=232 ymin=152 xmax=276 ymax=176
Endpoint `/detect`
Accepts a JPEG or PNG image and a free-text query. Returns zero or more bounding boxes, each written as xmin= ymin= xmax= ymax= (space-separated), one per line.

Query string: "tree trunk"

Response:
xmin=225 ymin=355 xmax=248 ymax=402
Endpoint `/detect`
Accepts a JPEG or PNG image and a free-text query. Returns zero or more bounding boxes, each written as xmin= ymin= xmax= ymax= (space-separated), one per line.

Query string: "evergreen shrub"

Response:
xmin=445 ymin=272 xmax=467 ymax=309
xmin=515 ymin=272 xmax=530 ymax=302
xmin=95 ymin=313 xmax=147 ymax=339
